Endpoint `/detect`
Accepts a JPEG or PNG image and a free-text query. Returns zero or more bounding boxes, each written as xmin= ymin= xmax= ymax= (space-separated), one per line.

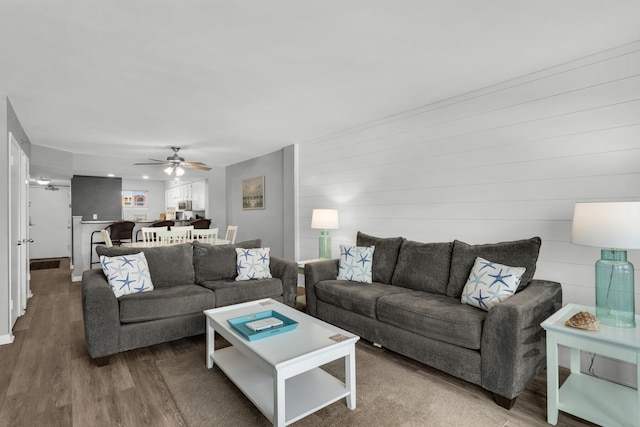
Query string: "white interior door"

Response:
xmin=9 ymin=133 xmax=27 ymax=327
xmin=29 ymin=186 xmax=71 ymax=259
xmin=21 ymin=151 xmax=30 ymax=309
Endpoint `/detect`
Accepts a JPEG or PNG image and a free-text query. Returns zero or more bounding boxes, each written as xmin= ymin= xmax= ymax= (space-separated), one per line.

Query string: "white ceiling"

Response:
xmin=2 ymin=1 xmax=639 ymax=182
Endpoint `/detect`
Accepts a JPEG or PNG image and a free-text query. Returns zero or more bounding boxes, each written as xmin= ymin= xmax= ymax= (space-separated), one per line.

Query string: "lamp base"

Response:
xmin=318 ymin=230 xmax=331 ymax=259
xmin=595 ymin=249 xmax=636 ymax=328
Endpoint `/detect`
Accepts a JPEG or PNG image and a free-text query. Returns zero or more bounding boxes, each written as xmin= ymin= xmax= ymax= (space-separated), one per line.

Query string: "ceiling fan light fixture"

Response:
xmin=164 ymin=166 xmax=174 ymax=175
xmin=175 ymin=166 xmax=185 ymax=177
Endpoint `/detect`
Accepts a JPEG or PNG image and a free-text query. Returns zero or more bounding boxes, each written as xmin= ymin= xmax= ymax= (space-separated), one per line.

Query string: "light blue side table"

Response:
xmin=541 ymin=303 xmax=640 ymax=426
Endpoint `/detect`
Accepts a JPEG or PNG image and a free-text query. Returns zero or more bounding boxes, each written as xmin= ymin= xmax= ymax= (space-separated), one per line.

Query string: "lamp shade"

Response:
xmin=571 ymin=202 xmax=640 ymax=249
xmin=311 ymin=209 xmax=339 ymax=229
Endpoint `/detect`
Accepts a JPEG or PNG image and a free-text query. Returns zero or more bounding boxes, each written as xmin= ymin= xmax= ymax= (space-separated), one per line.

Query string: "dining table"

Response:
xmin=122 ymin=238 xmax=231 ymax=248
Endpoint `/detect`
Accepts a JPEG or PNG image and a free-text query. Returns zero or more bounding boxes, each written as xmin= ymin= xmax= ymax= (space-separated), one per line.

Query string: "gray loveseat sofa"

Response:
xmin=82 ymin=239 xmax=297 ymax=365
xmin=305 ymin=232 xmax=562 ymax=409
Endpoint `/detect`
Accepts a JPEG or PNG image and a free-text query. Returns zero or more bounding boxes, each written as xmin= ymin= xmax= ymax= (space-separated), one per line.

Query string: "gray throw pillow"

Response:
xmin=391 ymin=240 xmax=453 ymax=294
xmin=96 ymin=243 xmax=195 ymax=288
xmin=446 ymin=237 xmax=542 ymax=298
xmin=356 ymin=232 xmax=403 ymax=284
xmin=193 ymin=239 xmax=262 ymax=283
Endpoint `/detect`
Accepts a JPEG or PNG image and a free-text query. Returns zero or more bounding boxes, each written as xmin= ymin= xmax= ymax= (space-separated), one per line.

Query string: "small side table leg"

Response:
xmin=274 ymin=371 xmax=286 ymax=427
xmin=546 ymin=332 xmax=559 ymax=425
xmin=206 ymin=318 xmax=215 ymax=369
xmin=346 ymin=346 xmax=357 ymax=410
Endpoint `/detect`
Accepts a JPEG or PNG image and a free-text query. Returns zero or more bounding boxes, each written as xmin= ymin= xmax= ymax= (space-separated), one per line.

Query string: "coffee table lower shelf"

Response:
xmin=213 ymin=346 xmax=351 ymax=425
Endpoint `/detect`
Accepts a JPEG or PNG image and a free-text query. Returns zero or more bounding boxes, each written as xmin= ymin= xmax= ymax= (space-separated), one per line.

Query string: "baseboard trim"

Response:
xmin=72 ymin=273 xmax=82 ymax=282
xmin=0 ymin=333 xmax=15 ymax=346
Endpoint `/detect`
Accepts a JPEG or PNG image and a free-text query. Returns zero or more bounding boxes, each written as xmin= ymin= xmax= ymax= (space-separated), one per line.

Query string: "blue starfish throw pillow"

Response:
xmin=100 ymin=252 xmax=154 ymax=298
xmin=461 ymin=257 xmax=526 ymax=311
xmin=337 ymin=245 xmax=375 ymax=283
xmin=235 ymin=247 xmax=273 ymax=281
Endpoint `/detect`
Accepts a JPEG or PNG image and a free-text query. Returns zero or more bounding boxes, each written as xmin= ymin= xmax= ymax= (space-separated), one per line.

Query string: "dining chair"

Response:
xmin=156 ymin=229 xmax=191 ymax=245
xmin=100 ymin=229 xmax=113 ymax=247
xmin=171 ymin=225 xmax=194 ymax=240
xmin=225 ymin=225 xmax=238 ymax=244
xmin=141 ymin=226 xmax=167 ymax=242
xmin=192 ymin=228 xmax=218 ymax=244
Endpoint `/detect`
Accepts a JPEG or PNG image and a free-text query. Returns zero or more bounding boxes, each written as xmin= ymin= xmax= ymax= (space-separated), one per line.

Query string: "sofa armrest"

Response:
xmin=270 ymin=256 xmax=298 ymax=307
xmin=304 ymin=259 xmax=339 ymax=316
xmin=481 ymin=279 xmax=562 ymax=400
xmin=81 ymin=268 xmax=120 ymax=359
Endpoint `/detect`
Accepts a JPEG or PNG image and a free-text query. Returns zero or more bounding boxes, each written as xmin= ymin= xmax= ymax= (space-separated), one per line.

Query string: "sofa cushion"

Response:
xmin=118 ymin=284 xmax=215 ymax=323
xmin=391 ymin=240 xmax=453 ymax=295
xmin=377 ymin=291 xmax=487 ymax=350
xmin=461 ymin=257 xmax=526 ymax=311
xmin=446 ymin=237 xmax=541 ymax=298
xmin=337 ymin=245 xmax=374 ymax=283
xmin=100 ymin=252 xmax=154 ymax=298
xmin=235 ymin=247 xmax=272 ymax=281
xmin=96 ymin=243 xmax=195 ymax=288
xmin=315 ymin=280 xmax=414 ymax=319
xmin=356 ymin=232 xmax=404 ymax=284
xmin=198 ymin=278 xmax=283 ymax=307
xmin=193 ymin=239 xmax=262 ymax=282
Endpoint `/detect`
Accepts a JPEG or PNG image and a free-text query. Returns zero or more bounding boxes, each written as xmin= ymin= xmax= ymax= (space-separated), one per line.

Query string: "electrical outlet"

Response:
xmin=93 ymin=214 xmax=97 ymax=220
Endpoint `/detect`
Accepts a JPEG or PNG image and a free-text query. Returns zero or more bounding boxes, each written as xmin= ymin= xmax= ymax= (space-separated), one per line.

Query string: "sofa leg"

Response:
xmin=493 ymin=393 xmax=517 ymax=410
xmin=94 ymin=356 xmax=111 ymax=367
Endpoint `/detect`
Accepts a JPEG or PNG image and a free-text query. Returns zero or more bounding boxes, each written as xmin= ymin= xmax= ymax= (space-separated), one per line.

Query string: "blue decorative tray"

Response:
xmin=227 ymin=310 xmax=298 ymax=341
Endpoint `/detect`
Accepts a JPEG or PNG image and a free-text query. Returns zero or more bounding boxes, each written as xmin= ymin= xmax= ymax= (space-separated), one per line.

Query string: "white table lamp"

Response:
xmin=571 ymin=202 xmax=640 ymax=328
xmin=311 ymin=209 xmax=339 ymax=259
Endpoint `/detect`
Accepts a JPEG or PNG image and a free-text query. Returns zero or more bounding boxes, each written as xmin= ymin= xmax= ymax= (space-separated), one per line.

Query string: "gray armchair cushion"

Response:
xmin=391 ymin=240 xmax=453 ymax=295
xmin=96 ymin=243 xmax=195 ymax=288
xmin=198 ymin=277 xmax=283 ymax=307
xmin=356 ymin=232 xmax=404 ymax=284
xmin=446 ymin=237 xmax=542 ymax=298
xmin=118 ymin=285 xmax=215 ymax=323
xmin=193 ymin=239 xmax=262 ymax=282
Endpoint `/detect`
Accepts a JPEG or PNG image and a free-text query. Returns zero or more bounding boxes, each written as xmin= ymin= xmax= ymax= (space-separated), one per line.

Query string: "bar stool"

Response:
xmin=189 ymin=218 xmax=211 ymax=229
xmin=90 ymin=221 xmax=136 ymax=267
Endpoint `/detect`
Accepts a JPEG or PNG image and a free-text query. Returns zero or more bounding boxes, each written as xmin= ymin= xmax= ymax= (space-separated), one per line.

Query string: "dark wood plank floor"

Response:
xmin=0 ymin=258 xmax=595 ymax=426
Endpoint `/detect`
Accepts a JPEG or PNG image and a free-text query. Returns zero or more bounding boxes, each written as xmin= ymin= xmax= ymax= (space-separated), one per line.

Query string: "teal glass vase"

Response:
xmin=595 ymin=249 xmax=636 ymax=328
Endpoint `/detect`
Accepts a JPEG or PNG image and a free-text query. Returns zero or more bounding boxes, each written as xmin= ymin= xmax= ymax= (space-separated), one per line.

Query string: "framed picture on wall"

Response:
xmin=242 ymin=176 xmax=265 ymax=210
xmin=122 ymin=190 xmax=147 ymax=208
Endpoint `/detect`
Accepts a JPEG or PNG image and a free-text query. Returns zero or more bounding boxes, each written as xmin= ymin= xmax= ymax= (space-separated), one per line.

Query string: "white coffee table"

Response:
xmin=204 ymin=298 xmax=360 ymax=427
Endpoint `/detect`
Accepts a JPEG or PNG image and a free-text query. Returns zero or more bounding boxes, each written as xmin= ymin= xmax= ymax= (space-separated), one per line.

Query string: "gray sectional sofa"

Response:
xmin=305 ymin=232 xmax=562 ymax=409
xmin=81 ymin=239 xmax=297 ymax=365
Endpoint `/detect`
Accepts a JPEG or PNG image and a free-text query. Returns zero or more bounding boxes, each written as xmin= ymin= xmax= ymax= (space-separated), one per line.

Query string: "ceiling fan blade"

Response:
xmin=134 ymin=162 xmax=169 ymax=166
xmin=184 ymin=163 xmax=212 ymax=171
xmin=184 ymin=161 xmax=207 ymax=165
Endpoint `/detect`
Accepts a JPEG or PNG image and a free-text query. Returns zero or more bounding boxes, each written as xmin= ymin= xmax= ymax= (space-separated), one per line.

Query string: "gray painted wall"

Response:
xmin=121 ymin=178 xmax=165 ymax=222
xmin=226 ymin=147 xmax=296 ymax=258
xmin=71 ymin=175 xmax=122 ymax=221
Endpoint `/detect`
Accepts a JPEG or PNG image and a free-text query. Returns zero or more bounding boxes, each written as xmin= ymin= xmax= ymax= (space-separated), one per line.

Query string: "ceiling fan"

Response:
xmin=134 ymin=146 xmax=212 ymax=177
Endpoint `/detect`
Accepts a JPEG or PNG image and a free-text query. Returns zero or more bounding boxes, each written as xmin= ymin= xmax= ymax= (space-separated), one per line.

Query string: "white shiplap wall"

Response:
xmin=298 ymin=41 xmax=640 ymax=311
